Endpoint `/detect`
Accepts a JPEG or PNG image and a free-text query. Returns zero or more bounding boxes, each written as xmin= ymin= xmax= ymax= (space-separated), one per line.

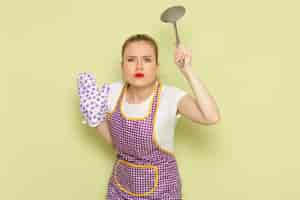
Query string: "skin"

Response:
xmin=96 ymin=40 xmax=159 ymax=145
xmin=121 ymin=41 xmax=159 ymax=104
xmin=96 ymin=41 xmax=221 ymax=145
xmin=174 ymin=44 xmax=221 ymax=124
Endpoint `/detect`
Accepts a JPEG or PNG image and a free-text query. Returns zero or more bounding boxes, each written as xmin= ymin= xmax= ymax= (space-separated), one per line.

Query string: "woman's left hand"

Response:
xmin=174 ymin=44 xmax=192 ymax=73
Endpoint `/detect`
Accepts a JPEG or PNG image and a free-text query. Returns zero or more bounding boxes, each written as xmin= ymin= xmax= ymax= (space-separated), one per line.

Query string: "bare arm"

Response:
xmin=95 ymin=120 xmax=113 ymax=145
xmin=177 ymin=80 xmax=220 ymax=125
xmin=175 ymin=45 xmax=221 ymax=125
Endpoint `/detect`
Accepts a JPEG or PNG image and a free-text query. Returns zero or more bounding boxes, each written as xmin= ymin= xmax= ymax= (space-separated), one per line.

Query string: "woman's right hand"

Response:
xmin=76 ymin=72 xmax=110 ymax=127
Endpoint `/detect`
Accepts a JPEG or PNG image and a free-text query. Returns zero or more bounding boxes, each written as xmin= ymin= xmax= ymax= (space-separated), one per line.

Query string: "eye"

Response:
xmin=127 ymin=58 xmax=134 ymax=62
xmin=144 ymin=58 xmax=152 ymax=62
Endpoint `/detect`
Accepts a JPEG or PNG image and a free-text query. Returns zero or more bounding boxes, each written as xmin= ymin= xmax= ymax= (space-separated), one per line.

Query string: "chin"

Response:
xmin=127 ymin=78 xmax=155 ymax=87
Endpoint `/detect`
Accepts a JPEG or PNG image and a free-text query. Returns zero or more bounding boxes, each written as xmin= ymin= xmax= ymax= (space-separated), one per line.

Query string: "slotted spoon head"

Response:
xmin=160 ymin=6 xmax=186 ymax=23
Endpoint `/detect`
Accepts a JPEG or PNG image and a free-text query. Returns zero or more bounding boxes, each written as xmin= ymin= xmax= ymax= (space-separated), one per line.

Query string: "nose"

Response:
xmin=135 ymin=59 xmax=143 ymax=70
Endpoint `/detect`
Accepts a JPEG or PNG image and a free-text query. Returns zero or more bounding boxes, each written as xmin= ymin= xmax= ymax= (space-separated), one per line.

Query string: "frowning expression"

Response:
xmin=121 ymin=41 xmax=159 ymax=87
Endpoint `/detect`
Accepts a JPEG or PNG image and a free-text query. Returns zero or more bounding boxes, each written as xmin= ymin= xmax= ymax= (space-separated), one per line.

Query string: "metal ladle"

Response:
xmin=160 ymin=5 xmax=186 ymax=47
xmin=160 ymin=5 xmax=186 ymax=66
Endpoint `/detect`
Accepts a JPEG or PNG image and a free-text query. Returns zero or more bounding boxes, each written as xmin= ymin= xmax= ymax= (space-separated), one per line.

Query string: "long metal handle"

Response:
xmin=173 ymin=22 xmax=180 ymax=47
xmin=173 ymin=22 xmax=184 ymax=66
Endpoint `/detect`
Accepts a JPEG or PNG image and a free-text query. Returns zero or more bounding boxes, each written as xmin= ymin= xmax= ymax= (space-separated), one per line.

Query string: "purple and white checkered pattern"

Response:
xmin=114 ymin=161 xmax=157 ymax=194
xmin=106 ymin=81 xmax=182 ymax=200
xmin=77 ymin=72 xmax=110 ymax=127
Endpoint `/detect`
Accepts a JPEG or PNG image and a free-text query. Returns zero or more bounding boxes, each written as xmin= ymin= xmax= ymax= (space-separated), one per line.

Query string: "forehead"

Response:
xmin=123 ymin=41 xmax=155 ymax=56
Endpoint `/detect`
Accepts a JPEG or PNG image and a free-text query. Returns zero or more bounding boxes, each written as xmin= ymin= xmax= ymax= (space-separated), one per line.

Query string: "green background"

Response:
xmin=1 ymin=0 xmax=299 ymax=199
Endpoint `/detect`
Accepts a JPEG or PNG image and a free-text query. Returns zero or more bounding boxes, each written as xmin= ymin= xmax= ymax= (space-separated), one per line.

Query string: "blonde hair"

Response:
xmin=121 ymin=33 xmax=159 ymax=65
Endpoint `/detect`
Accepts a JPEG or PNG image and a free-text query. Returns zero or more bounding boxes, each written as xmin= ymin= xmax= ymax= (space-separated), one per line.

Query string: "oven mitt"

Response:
xmin=77 ymin=72 xmax=110 ymax=127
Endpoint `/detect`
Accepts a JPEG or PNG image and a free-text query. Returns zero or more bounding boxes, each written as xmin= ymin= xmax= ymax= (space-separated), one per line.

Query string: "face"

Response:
xmin=121 ymin=41 xmax=159 ymax=88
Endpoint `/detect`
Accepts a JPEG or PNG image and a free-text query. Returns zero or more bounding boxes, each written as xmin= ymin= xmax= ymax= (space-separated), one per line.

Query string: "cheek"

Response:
xmin=146 ymin=66 xmax=158 ymax=77
xmin=122 ymin=65 xmax=134 ymax=76
xmin=124 ymin=63 xmax=137 ymax=69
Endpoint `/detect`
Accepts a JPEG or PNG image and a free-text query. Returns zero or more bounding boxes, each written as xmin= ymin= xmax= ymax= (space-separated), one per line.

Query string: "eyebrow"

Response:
xmin=126 ymin=55 xmax=153 ymax=58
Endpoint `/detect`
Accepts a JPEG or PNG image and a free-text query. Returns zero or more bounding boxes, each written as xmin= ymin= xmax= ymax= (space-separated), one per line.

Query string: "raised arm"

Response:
xmin=174 ymin=45 xmax=221 ymax=125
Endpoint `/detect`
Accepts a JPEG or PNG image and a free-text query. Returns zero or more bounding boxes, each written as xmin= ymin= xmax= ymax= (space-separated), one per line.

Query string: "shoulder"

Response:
xmin=98 ymin=80 xmax=124 ymax=94
xmin=161 ymin=83 xmax=187 ymax=99
xmin=160 ymin=83 xmax=188 ymax=118
xmin=103 ymin=80 xmax=125 ymax=112
xmin=107 ymin=80 xmax=124 ymax=90
xmin=109 ymin=80 xmax=124 ymax=88
xmin=100 ymin=80 xmax=124 ymax=101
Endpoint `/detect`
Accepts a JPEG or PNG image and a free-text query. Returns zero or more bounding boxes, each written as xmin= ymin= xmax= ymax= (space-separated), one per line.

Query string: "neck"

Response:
xmin=125 ymin=80 xmax=158 ymax=104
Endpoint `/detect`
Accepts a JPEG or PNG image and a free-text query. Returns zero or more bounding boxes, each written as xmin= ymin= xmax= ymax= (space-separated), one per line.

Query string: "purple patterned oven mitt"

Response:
xmin=77 ymin=72 xmax=110 ymax=127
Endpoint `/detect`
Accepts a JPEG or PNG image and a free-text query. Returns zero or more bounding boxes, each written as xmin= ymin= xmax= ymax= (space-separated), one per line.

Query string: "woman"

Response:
xmin=77 ymin=34 xmax=220 ymax=199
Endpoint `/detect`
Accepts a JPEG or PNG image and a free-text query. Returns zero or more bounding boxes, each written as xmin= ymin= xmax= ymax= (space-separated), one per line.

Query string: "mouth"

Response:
xmin=134 ymin=73 xmax=144 ymax=78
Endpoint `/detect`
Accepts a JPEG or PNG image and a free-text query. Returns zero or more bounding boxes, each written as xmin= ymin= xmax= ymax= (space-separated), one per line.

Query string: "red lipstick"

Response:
xmin=134 ymin=72 xmax=144 ymax=78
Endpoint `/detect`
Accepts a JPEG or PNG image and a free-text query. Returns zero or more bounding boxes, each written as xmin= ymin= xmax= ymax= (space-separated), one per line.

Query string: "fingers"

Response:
xmin=174 ymin=44 xmax=192 ymax=67
xmin=175 ymin=44 xmax=191 ymax=59
xmin=175 ymin=44 xmax=191 ymax=55
xmin=175 ymin=52 xmax=185 ymax=64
